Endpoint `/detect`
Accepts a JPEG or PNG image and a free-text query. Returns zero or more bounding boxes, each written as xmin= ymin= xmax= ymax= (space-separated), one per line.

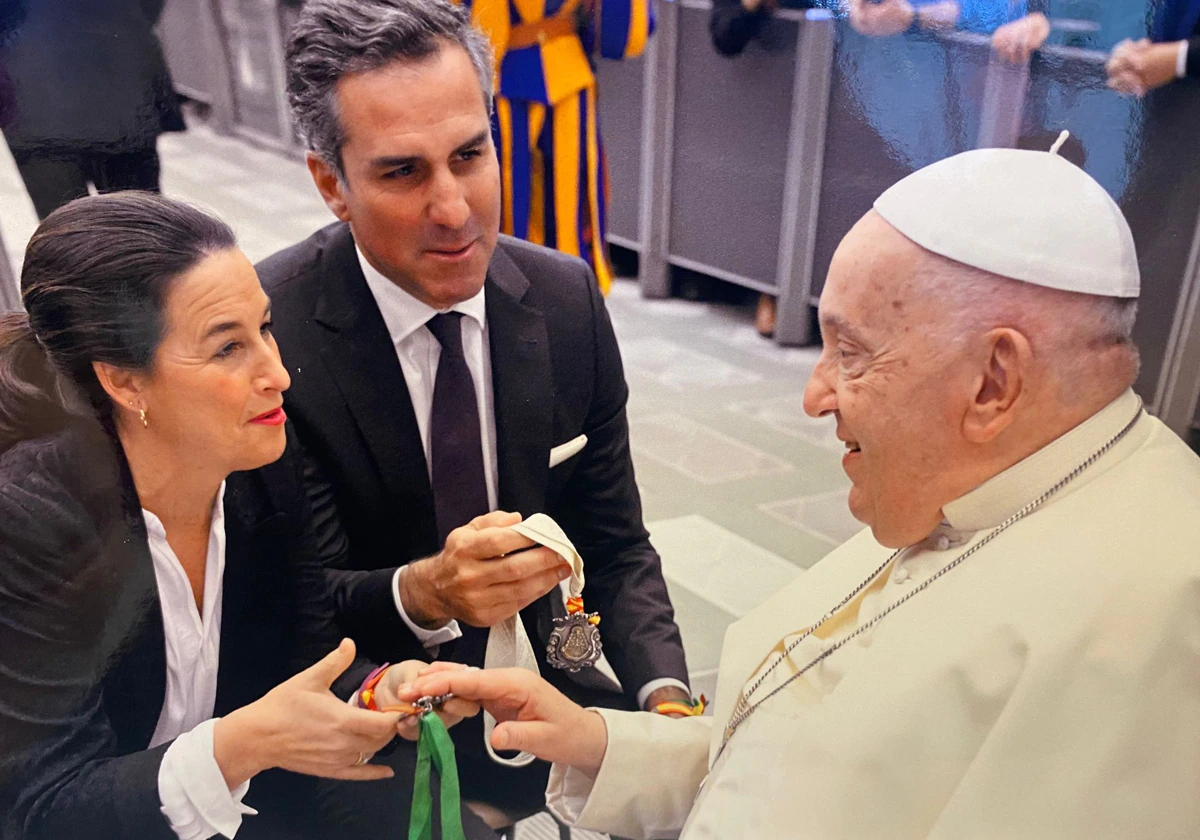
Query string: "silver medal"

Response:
xmin=546 ymin=611 xmax=602 ymax=672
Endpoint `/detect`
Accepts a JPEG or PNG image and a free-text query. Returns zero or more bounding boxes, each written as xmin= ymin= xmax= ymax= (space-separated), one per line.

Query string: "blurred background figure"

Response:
xmin=709 ymin=0 xmax=819 ymax=337
xmin=709 ymin=0 xmax=959 ymax=338
xmin=845 ymin=0 xmax=960 ymax=38
xmin=1107 ymin=0 xmax=1200 ymax=95
xmin=0 ymin=0 xmax=184 ymax=220
xmin=710 ymin=0 xmax=822 ymax=58
xmin=460 ymin=0 xmax=653 ymax=294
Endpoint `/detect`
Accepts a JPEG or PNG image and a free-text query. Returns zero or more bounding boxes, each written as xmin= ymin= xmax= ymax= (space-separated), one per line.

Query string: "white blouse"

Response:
xmin=143 ymin=483 xmax=256 ymax=839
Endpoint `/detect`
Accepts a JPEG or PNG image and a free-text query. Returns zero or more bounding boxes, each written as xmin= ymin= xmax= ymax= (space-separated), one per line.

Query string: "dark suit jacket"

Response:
xmin=0 ymin=421 xmax=372 ymax=840
xmin=257 ymin=225 xmax=689 ymax=707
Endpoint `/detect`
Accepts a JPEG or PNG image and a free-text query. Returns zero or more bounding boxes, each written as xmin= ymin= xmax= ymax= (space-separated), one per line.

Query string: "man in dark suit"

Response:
xmin=257 ymin=0 xmax=691 ymax=823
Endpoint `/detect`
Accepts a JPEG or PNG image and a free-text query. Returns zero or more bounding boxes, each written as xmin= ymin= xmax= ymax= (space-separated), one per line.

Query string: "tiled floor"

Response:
xmin=0 ymin=126 xmax=859 ymax=836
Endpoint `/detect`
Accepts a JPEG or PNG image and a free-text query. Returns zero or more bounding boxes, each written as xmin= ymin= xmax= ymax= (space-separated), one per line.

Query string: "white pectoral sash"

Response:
xmin=482 ymin=513 xmax=601 ymax=767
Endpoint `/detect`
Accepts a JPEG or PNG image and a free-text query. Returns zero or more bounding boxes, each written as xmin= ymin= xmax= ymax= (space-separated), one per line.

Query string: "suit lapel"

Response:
xmin=313 ymin=225 xmax=438 ymax=552
xmin=103 ymin=454 xmax=167 ymax=752
xmin=216 ymin=475 xmax=290 ymax=714
xmin=486 ymin=245 xmax=553 ymax=517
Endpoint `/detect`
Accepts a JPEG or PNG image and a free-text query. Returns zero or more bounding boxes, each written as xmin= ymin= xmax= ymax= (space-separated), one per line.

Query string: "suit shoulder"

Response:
xmin=255 ymin=220 xmax=344 ymax=297
xmin=0 ymin=423 xmax=122 ymax=559
xmin=495 ymin=236 xmax=594 ymax=298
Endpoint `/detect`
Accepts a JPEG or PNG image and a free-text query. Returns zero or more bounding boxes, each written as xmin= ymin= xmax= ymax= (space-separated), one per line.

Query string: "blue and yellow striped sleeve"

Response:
xmin=596 ymin=0 xmax=655 ymax=60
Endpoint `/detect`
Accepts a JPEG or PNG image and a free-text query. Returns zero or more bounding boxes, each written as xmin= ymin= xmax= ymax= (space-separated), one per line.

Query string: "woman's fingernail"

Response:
xmin=494 ymin=730 xmax=509 ymax=749
xmin=558 ymin=567 xmax=571 ymax=580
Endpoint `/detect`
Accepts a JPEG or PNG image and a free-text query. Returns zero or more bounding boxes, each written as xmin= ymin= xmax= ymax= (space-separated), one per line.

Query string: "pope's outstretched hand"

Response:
xmin=399 ymin=665 xmax=609 ymax=776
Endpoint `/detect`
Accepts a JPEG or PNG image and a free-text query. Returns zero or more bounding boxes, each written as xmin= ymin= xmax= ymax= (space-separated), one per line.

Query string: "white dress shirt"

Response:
xmin=145 ymin=484 xmax=256 ymax=840
xmin=356 ymin=248 xmax=687 ymax=708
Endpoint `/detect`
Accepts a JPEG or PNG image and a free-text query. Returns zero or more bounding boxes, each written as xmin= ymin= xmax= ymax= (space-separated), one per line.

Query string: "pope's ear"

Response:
xmin=963 ymin=327 xmax=1031 ymax=444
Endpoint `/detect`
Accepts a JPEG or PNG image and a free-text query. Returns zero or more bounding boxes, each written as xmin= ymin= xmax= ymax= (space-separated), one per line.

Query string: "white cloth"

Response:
xmin=1178 ymin=39 xmax=1189 ymax=79
xmin=144 ymin=485 xmax=256 ymax=839
xmin=482 ymin=514 xmax=594 ymax=767
xmin=551 ymin=390 xmax=1200 ymax=839
xmin=356 ymin=246 xmax=687 ymax=707
xmin=873 ymin=145 xmax=1140 ymax=298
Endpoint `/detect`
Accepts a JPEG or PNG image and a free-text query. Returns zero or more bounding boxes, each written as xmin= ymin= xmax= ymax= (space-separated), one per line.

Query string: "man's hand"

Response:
xmin=370 ymin=660 xmax=482 ymax=741
xmin=644 ymin=685 xmax=694 ymax=718
xmin=1107 ymin=39 xmax=1182 ymax=97
xmin=400 ymin=511 xmax=572 ymax=628
xmin=401 ymin=666 xmax=610 ymax=777
xmin=991 ymin=12 xmax=1050 ymax=63
xmin=848 ymin=0 xmax=916 ymax=38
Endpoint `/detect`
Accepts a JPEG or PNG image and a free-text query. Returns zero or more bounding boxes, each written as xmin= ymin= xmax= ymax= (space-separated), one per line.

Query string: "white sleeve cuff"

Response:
xmin=158 ymin=718 xmax=257 ymax=840
xmin=546 ymin=709 xmax=712 ymax=839
xmin=1178 ymin=40 xmax=1189 ymax=79
xmin=392 ymin=567 xmax=463 ymax=650
xmin=546 ymin=762 xmax=598 ymax=828
xmin=636 ymin=677 xmax=692 ymax=710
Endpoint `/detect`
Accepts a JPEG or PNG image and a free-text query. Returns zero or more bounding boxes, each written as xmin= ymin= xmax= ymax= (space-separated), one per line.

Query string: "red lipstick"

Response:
xmin=250 ymin=407 xmax=287 ymax=426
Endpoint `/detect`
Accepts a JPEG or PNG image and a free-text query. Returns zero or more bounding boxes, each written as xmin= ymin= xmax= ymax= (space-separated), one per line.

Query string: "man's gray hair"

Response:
xmin=285 ymin=0 xmax=494 ymax=176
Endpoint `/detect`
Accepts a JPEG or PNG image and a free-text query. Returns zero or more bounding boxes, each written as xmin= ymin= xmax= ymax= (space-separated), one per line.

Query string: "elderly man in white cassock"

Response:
xmin=401 ymin=137 xmax=1200 ymax=838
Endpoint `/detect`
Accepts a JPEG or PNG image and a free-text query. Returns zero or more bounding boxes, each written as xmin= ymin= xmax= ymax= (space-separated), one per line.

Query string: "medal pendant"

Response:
xmin=546 ymin=611 xmax=602 ymax=672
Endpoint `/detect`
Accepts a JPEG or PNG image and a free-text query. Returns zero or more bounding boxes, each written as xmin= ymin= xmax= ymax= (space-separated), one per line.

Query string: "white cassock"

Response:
xmin=547 ymin=389 xmax=1200 ymax=838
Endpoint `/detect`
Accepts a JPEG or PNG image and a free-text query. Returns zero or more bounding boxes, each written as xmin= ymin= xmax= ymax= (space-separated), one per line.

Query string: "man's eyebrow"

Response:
xmin=369 ymin=153 xmax=422 ymax=169
xmin=820 ymin=314 xmax=868 ymax=343
xmin=368 ymin=133 xmax=489 ymax=169
xmin=456 ymin=130 xmax=490 ymax=152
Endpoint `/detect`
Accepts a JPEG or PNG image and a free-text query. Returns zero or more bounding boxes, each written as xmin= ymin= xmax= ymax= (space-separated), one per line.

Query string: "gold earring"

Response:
xmin=139 ymin=408 xmax=148 ymax=429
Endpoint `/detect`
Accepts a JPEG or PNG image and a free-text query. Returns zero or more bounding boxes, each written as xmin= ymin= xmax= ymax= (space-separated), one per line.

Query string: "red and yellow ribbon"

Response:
xmin=566 ymin=595 xmax=601 ymax=625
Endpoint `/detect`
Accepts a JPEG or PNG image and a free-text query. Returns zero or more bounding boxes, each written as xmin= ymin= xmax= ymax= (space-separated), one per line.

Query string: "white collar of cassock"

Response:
xmin=941 ymin=389 xmax=1145 ymax=534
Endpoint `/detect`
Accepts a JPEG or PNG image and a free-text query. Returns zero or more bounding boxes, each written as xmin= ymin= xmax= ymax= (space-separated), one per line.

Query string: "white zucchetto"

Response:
xmin=873 ymin=133 xmax=1140 ymax=299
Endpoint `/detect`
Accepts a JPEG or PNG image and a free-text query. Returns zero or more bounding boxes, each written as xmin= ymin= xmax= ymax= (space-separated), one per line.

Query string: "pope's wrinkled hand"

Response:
xmin=399 ymin=665 xmax=609 ymax=777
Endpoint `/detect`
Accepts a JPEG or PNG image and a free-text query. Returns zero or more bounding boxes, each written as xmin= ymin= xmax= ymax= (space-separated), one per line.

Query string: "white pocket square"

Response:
xmin=549 ymin=434 xmax=588 ymax=468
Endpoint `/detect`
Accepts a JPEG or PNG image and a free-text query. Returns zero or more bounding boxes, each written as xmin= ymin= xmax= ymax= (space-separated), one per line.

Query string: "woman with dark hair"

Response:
xmin=0 ymin=192 xmax=481 ymax=839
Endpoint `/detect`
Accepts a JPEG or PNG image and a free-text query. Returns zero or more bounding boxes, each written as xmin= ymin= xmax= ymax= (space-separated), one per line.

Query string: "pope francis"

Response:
xmin=402 ymin=138 xmax=1200 ymax=838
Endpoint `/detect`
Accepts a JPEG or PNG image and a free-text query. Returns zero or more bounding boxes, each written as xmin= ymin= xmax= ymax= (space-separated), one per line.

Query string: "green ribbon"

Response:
xmin=409 ymin=713 xmax=466 ymax=840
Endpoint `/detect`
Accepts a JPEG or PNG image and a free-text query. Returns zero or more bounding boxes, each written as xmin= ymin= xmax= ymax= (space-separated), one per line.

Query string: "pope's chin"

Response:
xmin=847 ymin=485 xmax=904 ymax=549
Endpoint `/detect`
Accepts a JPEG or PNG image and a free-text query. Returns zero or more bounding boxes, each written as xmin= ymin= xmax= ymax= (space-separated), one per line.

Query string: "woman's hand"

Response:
xmin=213 ymin=639 xmax=403 ymax=787
xmin=370 ymin=660 xmax=481 ymax=741
xmin=399 ymin=666 xmax=609 ymax=777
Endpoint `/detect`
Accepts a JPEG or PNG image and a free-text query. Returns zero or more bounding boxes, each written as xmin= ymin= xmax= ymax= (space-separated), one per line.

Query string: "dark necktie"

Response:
xmin=426 ymin=312 xmax=490 ymax=545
